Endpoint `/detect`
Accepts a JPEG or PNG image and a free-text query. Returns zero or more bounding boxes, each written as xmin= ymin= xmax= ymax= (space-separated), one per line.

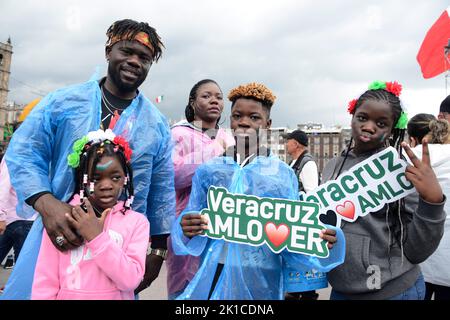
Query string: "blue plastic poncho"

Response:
xmin=1 ymin=79 xmax=175 ymax=300
xmin=171 ymin=154 xmax=345 ymax=300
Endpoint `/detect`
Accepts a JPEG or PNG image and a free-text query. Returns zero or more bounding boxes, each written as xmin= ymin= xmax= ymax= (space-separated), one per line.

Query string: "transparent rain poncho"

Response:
xmin=1 ymin=79 xmax=175 ymax=299
xmin=171 ymin=154 xmax=345 ymax=300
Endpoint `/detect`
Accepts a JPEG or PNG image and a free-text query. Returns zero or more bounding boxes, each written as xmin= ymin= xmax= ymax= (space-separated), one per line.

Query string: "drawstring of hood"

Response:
xmin=398 ymin=202 xmax=405 ymax=266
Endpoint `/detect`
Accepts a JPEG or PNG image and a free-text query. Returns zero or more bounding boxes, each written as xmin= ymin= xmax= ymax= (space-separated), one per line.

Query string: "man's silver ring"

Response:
xmin=55 ymin=235 xmax=65 ymax=247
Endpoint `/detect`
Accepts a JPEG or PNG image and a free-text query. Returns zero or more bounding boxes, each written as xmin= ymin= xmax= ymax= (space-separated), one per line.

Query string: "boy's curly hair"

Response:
xmin=228 ymin=82 xmax=276 ymax=109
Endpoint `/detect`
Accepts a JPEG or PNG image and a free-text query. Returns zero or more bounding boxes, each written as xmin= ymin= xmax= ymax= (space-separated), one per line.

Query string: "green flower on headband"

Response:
xmin=67 ymin=152 xmax=80 ymax=168
xmin=368 ymin=81 xmax=387 ymax=90
xmin=395 ymin=112 xmax=408 ymax=129
xmin=67 ymin=136 xmax=89 ymax=168
xmin=73 ymin=136 xmax=89 ymax=153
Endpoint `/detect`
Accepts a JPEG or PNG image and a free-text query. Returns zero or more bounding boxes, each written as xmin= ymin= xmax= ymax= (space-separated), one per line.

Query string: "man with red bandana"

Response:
xmin=2 ymin=19 xmax=175 ymax=299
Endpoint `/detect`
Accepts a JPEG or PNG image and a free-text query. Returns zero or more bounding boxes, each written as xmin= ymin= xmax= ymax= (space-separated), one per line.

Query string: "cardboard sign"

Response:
xmin=200 ymin=186 xmax=330 ymax=258
xmin=303 ymin=147 xmax=415 ymax=227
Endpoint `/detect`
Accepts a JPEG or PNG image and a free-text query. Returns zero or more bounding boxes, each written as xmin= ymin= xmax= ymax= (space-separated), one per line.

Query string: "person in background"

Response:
xmin=407 ymin=113 xmax=450 ymax=300
xmin=0 ymin=122 xmax=37 ymax=276
xmin=438 ymin=95 xmax=450 ymax=122
xmin=284 ymin=129 xmax=321 ymax=300
xmin=166 ymin=79 xmax=234 ymax=299
xmin=285 ymin=129 xmax=319 ymax=194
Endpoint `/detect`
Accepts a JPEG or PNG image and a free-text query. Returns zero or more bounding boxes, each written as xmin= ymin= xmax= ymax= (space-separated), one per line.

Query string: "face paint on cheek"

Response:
xmin=379 ymin=133 xmax=388 ymax=143
xmin=96 ymin=160 xmax=113 ymax=171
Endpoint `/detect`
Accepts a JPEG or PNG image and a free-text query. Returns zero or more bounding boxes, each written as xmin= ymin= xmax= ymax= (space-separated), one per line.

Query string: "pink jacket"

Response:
xmin=0 ymin=159 xmax=37 ymax=226
xmin=31 ymin=195 xmax=150 ymax=300
xmin=166 ymin=121 xmax=234 ymax=296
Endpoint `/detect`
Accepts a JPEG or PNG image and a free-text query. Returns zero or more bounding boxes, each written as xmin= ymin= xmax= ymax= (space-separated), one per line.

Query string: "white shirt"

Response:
xmin=290 ymin=159 xmax=319 ymax=193
xmin=0 ymin=159 xmax=38 ymax=226
xmin=413 ymin=144 xmax=450 ymax=286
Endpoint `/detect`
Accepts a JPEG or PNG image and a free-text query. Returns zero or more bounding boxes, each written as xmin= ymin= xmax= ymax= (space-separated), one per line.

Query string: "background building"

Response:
xmin=275 ymin=123 xmax=352 ymax=174
xmin=1 ymin=101 xmax=23 ymax=143
xmin=0 ymin=38 xmax=14 ymax=152
xmin=306 ymin=127 xmax=344 ymax=173
xmin=267 ymin=127 xmax=288 ymax=162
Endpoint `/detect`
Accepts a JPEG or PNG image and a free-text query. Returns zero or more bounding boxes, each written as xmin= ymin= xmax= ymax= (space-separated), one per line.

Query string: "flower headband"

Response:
xmin=67 ymin=129 xmax=132 ymax=168
xmin=347 ymin=80 xmax=408 ymax=129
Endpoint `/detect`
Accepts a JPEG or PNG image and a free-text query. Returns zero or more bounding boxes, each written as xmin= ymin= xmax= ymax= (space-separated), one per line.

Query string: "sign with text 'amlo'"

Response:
xmin=303 ymin=147 xmax=415 ymax=227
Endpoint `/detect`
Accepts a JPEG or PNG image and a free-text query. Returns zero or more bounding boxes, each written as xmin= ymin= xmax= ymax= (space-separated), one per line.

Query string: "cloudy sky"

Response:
xmin=1 ymin=0 xmax=449 ymax=128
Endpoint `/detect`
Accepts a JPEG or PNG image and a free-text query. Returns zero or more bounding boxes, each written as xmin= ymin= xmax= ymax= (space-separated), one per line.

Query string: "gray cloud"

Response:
xmin=1 ymin=0 xmax=448 ymax=128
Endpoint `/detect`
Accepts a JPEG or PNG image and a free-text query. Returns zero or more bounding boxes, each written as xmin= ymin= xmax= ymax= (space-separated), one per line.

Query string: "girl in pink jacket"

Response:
xmin=31 ymin=130 xmax=149 ymax=300
xmin=166 ymin=79 xmax=234 ymax=299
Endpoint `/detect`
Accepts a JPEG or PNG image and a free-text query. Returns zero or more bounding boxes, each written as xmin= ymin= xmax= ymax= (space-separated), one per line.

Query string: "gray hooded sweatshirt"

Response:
xmin=322 ymin=148 xmax=446 ymax=300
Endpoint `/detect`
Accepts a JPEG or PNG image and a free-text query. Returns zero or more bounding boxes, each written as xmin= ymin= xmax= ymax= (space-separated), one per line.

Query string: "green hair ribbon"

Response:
xmin=67 ymin=136 xmax=89 ymax=168
xmin=395 ymin=112 xmax=408 ymax=129
xmin=368 ymin=81 xmax=386 ymax=90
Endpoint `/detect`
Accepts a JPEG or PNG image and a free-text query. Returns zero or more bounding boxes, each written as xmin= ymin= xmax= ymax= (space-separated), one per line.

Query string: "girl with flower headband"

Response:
xmin=31 ymin=129 xmax=150 ymax=299
xmin=324 ymin=81 xmax=446 ymax=300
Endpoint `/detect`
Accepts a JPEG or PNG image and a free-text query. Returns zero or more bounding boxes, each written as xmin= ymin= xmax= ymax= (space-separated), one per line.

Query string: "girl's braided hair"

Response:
xmin=74 ymin=142 xmax=134 ymax=213
xmin=68 ymin=130 xmax=134 ymax=212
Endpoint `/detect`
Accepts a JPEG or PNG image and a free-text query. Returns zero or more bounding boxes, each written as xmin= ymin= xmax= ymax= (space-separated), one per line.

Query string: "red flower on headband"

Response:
xmin=385 ymin=81 xmax=402 ymax=97
xmin=347 ymin=99 xmax=358 ymax=114
xmin=113 ymin=136 xmax=132 ymax=162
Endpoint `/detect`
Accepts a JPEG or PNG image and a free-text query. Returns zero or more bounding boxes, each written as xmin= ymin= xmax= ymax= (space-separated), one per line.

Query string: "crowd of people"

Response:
xmin=0 ymin=18 xmax=449 ymax=300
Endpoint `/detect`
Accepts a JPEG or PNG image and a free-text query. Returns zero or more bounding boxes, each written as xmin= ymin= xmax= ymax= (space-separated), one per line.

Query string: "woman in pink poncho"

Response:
xmin=167 ymin=79 xmax=234 ymax=299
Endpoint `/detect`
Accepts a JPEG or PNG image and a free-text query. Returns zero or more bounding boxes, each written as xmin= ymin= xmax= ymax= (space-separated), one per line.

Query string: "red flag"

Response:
xmin=417 ymin=7 xmax=450 ymax=79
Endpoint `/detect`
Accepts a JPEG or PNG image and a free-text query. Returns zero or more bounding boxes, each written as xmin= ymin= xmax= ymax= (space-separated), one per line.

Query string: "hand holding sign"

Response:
xmin=181 ymin=213 xmax=209 ymax=238
xmin=402 ymin=139 xmax=444 ymax=204
xmin=320 ymin=229 xmax=337 ymax=249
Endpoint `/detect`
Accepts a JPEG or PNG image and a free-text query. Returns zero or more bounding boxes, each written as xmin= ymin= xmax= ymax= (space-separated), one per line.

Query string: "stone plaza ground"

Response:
xmin=0 ymin=262 xmax=331 ymax=300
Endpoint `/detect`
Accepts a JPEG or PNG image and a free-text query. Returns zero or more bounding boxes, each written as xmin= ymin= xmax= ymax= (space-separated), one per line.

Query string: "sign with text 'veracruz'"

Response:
xmin=200 ymin=186 xmax=329 ymax=258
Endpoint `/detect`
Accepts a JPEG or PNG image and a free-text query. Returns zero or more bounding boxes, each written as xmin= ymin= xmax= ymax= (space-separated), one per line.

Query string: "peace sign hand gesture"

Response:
xmin=402 ymin=139 xmax=444 ymax=204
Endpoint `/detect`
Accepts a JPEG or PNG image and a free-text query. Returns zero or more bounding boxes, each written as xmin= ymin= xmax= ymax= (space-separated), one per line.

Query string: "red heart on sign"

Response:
xmin=265 ymin=222 xmax=290 ymax=247
xmin=336 ymin=201 xmax=355 ymax=220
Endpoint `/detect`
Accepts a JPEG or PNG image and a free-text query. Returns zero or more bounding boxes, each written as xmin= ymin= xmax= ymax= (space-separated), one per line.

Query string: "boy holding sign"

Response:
xmin=323 ymin=81 xmax=446 ymax=300
xmin=171 ymin=83 xmax=345 ymax=300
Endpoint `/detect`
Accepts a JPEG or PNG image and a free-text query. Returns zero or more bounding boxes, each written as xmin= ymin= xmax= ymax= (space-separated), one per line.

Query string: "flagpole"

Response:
xmin=446 ymin=72 xmax=449 ymax=96
xmin=445 ymin=39 xmax=450 ymax=95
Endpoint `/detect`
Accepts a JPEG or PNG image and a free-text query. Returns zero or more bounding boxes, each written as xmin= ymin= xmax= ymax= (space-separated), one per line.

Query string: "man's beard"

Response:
xmin=108 ymin=64 xmax=147 ymax=94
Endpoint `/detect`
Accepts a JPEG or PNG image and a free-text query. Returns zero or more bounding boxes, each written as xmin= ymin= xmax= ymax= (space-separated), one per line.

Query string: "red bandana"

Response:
xmin=106 ymin=31 xmax=154 ymax=54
